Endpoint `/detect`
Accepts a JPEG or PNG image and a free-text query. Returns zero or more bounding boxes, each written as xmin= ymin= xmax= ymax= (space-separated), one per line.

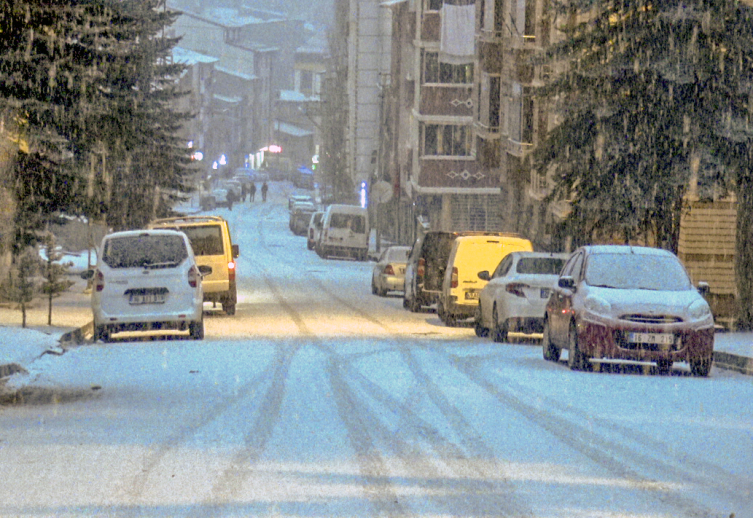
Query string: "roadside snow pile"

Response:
xmin=0 ymin=326 xmax=63 ymax=391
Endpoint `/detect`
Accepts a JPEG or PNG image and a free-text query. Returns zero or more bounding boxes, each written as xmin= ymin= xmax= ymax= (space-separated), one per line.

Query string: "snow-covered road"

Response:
xmin=1 ymin=182 xmax=751 ymax=517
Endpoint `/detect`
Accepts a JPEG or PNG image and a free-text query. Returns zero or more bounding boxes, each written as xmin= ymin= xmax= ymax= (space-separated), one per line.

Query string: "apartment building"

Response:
xmin=381 ymin=0 xmax=506 ymax=244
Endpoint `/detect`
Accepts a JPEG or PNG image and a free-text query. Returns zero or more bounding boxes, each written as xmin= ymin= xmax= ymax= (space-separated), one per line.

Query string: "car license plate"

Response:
xmin=540 ymin=288 xmax=550 ymax=298
xmin=465 ymin=291 xmax=479 ymax=300
xmin=628 ymin=332 xmax=674 ymax=345
xmin=129 ymin=293 xmax=166 ymax=305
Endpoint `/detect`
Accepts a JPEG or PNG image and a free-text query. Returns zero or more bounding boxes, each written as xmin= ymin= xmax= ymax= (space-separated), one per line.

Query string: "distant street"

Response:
xmin=1 ymin=182 xmax=751 ymax=518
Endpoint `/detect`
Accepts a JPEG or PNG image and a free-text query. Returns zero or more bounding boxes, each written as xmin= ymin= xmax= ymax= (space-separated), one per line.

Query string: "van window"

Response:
xmin=176 ymin=225 xmax=224 ymax=256
xmin=102 ymin=235 xmax=187 ymax=268
xmin=330 ymin=214 xmax=365 ymax=233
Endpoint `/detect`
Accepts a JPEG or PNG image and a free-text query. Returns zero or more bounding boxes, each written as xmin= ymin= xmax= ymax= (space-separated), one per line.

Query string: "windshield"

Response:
xmin=102 ymin=234 xmax=187 ymax=269
xmin=585 ymin=253 xmax=691 ymax=291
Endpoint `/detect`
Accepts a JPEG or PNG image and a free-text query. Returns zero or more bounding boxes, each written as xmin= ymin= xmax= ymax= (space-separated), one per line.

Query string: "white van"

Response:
xmin=317 ymin=204 xmax=369 ymax=260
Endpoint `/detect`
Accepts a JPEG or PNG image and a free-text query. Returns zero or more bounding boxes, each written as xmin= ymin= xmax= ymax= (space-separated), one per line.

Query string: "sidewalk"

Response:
xmin=1 ymin=274 xmax=753 ymax=376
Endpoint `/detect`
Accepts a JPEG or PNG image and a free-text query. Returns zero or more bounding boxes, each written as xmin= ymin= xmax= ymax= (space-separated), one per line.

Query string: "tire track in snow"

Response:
xmin=449 ymin=353 xmax=730 ymax=518
xmin=117 ymin=362 xmax=275 ymax=502
xmin=190 ymin=341 xmax=298 ymax=514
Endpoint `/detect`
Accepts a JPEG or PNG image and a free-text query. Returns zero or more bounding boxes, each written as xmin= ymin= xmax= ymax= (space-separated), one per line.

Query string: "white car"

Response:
xmin=91 ymin=229 xmax=207 ymax=342
xmin=371 ymin=245 xmax=410 ymax=296
xmin=475 ymin=251 xmax=569 ymax=342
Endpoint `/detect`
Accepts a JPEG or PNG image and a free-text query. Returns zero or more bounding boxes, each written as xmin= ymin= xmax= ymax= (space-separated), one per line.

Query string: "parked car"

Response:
xmin=475 ymin=251 xmax=569 ymax=342
xmin=90 ymin=229 xmax=207 ymax=342
xmin=542 ymin=245 xmax=715 ymax=376
xmin=317 ymin=204 xmax=369 ymax=260
xmin=402 ymin=231 xmax=464 ymax=312
xmin=307 ymin=211 xmax=325 ymax=250
xmin=148 ymin=216 xmax=239 ymax=315
xmin=289 ymin=193 xmax=314 ymax=211
xmin=438 ymin=234 xmax=533 ymax=326
xmin=371 ymin=246 xmax=411 ymax=296
xmin=199 ymin=187 xmax=228 ymax=210
xmin=289 ymin=201 xmax=317 ymax=235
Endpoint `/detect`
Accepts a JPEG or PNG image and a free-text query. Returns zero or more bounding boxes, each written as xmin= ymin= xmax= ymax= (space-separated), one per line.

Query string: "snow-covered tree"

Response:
xmin=538 ymin=0 xmax=753 ymax=326
xmin=0 ymin=248 xmax=40 ymax=328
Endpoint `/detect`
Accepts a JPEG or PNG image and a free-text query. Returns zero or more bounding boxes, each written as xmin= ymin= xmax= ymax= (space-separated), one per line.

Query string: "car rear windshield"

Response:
xmin=102 ymin=235 xmax=187 ymax=269
xmin=330 ymin=214 xmax=366 ymax=233
xmin=585 ymin=253 xmax=691 ymax=291
xmin=387 ymin=248 xmax=409 ymax=262
xmin=175 ymin=225 xmax=224 ymax=256
xmin=517 ymin=257 xmax=566 ymax=275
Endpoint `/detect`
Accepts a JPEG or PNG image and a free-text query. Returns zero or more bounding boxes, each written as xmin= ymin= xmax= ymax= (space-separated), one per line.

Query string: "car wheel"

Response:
xmin=223 ymin=301 xmax=236 ymax=315
xmin=492 ymin=306 xmax=508 ymax=343
xmin=94 ymin=324 xmax=110 ymax=343
xmin=656 ymin=359 xmax=673 ymax=375
xmin=371 ymin=279 xmax=378 ymax=295
xmin=403 ymin=296 xmax=410 ymax=309
xmin=542 ymin=319 xmax=560 ymax=362
xmin=689 ymin=356 xmax=712 ymax=377
xmin=474 ymin=308 xmax=489 ymax=338
xmin=408 ymin=294 xmax=421 ymax=312
xmin=307 ymin=240 xmax=314 ymax=250
xmin=567 ymin=323 xmax=590 ymax=371
xmin=189 ymin=318 xmax=204 ymax=340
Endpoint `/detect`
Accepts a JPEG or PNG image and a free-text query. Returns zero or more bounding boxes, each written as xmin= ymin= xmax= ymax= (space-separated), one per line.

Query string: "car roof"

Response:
xmin=150 ymin=216 xmax=228 ymax=228
xmin=509 ymin=251 xmax=570 ymax=259
xmin=581 ymin=245 xmax=675 ymax=257
xmin=102 ymin=229 xmax=190 ymax=243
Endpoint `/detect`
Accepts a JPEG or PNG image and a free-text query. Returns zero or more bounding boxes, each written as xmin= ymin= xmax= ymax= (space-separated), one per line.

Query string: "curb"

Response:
xmin=713 ymin=351 xmax=753 ymax=376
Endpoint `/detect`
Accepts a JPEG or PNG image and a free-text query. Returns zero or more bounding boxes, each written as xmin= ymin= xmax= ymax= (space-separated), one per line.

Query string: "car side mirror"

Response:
xmin=232 ymin=244 xmax=240 ymax=258
xmin=198 ymin=265 xmax=213 ymax=276
xmin=558 ymin=276 xmax=576 ymax=291
xmin=478 ymin=270 xmax=491 ymax=281
xmin=80 ymin=268 xmax=95 ymax=280
xmin=697 ymin=281 xmax=710 ymax=297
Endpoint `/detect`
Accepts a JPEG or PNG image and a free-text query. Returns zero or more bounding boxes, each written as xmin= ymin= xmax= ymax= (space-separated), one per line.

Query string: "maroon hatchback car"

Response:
xmin=542 ymin=245 xmax=715 ymax=376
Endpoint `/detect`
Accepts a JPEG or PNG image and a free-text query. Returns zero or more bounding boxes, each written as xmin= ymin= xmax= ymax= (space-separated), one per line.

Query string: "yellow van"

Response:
xmin=438 ymin=234 xmax=533 ymax=326
xmin=149 ymin=216 xmax=239 ymax=315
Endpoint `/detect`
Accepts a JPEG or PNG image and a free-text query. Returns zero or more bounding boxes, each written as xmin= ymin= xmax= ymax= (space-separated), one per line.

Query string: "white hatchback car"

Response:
xmin=91 ymin=229 xmax=207 ymax=342
xmin=475 ymin=251 xmax=569 ymax=342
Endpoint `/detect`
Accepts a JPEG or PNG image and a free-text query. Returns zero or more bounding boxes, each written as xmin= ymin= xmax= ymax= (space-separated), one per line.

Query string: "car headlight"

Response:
xmin=688 ymin=299 xmax=712 ymax=320
xmin=584 ymin=295 xmax=611 ymax=316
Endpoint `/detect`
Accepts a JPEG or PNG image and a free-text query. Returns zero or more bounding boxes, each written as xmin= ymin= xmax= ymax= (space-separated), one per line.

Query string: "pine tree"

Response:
xmin=0 ymin=248 xmax=40 ymax=328
xmin=540 ymin=0 xmax=753 ymax=327
xmin=39 ymin=232 xmax=74 ymax=326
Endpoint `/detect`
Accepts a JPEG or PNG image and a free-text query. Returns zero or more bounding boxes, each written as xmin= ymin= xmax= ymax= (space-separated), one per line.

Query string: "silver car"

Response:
xmin=371 ymin=246 xmax=411 ymax=296
xmin=91 ymin=230 xmax=207 ymax=342
xmin=475 ymin=251 xmax=569 ymax=342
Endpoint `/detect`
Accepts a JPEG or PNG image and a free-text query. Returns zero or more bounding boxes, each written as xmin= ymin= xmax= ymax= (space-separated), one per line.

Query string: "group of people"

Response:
xmin=227 ymin=180 xmax=268 ymax=210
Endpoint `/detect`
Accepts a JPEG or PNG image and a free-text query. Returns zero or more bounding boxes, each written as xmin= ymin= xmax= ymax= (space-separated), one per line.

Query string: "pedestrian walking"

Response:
xmin=261 ymin=181 xmax=268 ymax=202
xmin=240 ymin=183 xmax=248 ymax=202
xmin=226 ymin=188 xmax=237 ymax=210
xmin=249 ymin=182 xmax=256 ymax=202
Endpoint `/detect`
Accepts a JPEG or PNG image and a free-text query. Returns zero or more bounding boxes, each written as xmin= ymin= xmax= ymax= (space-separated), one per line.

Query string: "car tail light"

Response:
xmin=384 ymin=264 xmax=395 ymax=275
xmin=95 ymin=271 xmax=105 ymax=292
xmin=451 ymin=266 xmax=458 ymax=288
xmin=506 ymin=282 xmax=528 ymax=298
xmin=228 ymin=261 xmax=236 ymax=282
xmin=417 ymin=258 xmax=425 ymax=278
xmin=188 ymin=265 xmax=200 ymax=288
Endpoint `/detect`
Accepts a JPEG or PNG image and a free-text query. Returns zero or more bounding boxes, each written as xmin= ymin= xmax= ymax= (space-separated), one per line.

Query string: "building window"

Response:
xmin=478 ymin=73 xmax=501 ymax=129
xmin=299 ymin=70 xmax=313 ymax=94
xmin=509 ymin=82 xmax=535 ymax=144
xmin=423 ymin=51 xmax=474 ymax=85
xmin=426 ymin=0 xmax=443 ymax=11
xmin=511 ymin=0 xmax=536 ymax=40
xmin=422 ymin=123 xmax=473 ymax=157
